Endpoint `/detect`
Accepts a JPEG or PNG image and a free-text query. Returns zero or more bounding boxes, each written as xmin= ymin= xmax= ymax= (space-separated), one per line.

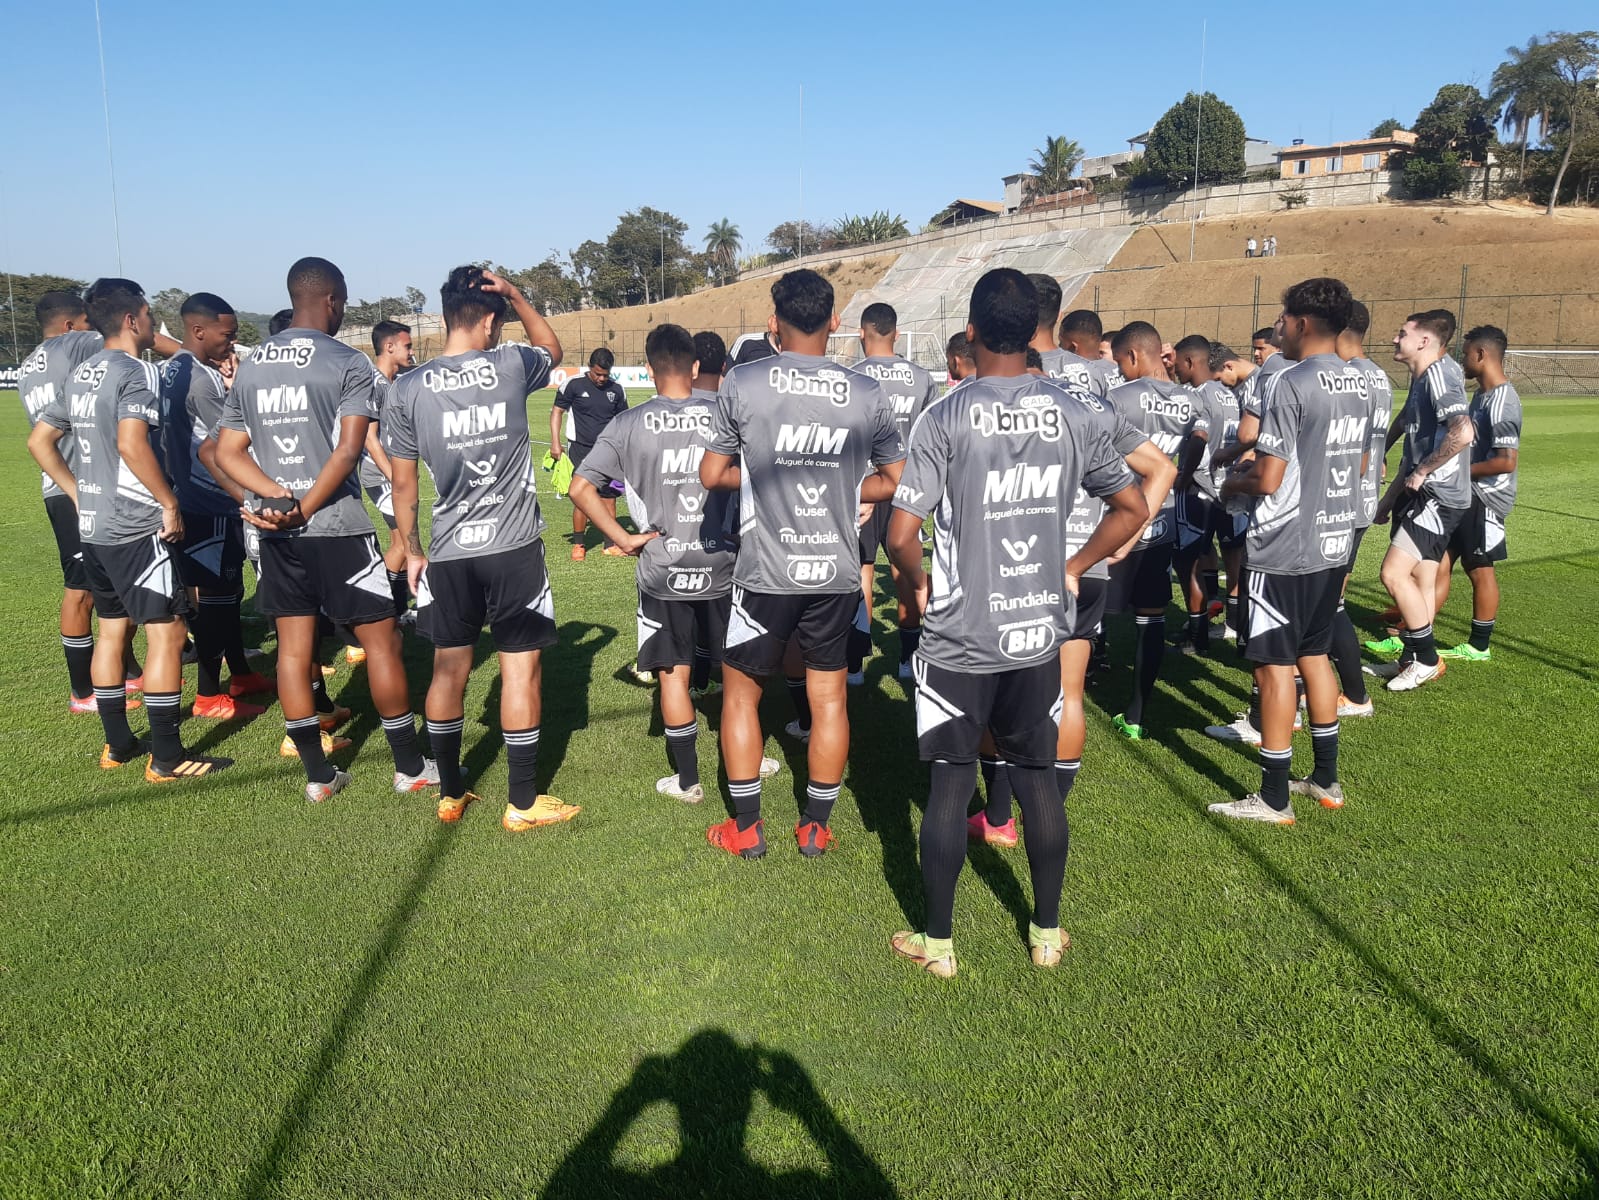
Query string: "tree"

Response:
xmin=766 ymin=220 xmax=829 ymax=261
xmin=0 ymin=271 xmax=87 ymax=359
xmin=1400 ymin=83 xmax=1496 ymax=199
xmin=1527 ymin=31 xmax=1599 ymax=215
xmin=829 ymin=212 xmax=909 ymax=248
xmin=704 ymin=220 xmax=742 ymax=285
xmin=344 ymin=290 xmax=427 ymax=327
xmin=500 ymin=256 xmax=582 ymax=315
xmin=1369 ymin=118 xmax=1405 ymax=138
xmin=566 ymin=209 xmax=698 ymax=308
xmin=1143 ymin=92 xmax=1247 ymax=189
xmin=1491 ymin=38 xmax=1555 ymax=184
xmin=150 ymin=287 xmax=188 ymax=335
xmin=1026 ymin=136 xmax=1084 ymax=198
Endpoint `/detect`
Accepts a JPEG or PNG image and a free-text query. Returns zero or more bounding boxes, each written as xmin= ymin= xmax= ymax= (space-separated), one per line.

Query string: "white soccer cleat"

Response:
xmin=784 ymin=720 xmax=811 ymax=744
xmin=1207 ymin=793 xmax=1295 ymax=824
xmin=305 ymin=770 xmax=353 ymax=804
xmin=395 ymin=758 xmax=441 ymax=793
xmin=1387 ymin=660 xmax=1442 ymax=692
xmin=1220 ymin=625 xmax=1238 ymax=642
xmin=759 ymin=756 xmax=781 ymax=779
xmin=1205 ymin=716 xmax=1262 ymax=745
xmin=1337 ymin=696 xmax=1376 ymax=718
xmin=1363 ymin=661 xmax=1404 ymax=680
xmin=656 ymin=774 xmax=704 ymax=803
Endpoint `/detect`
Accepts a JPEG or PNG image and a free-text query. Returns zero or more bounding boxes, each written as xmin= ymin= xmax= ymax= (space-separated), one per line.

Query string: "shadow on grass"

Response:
xmin=539 ymin=1028 xmax=898 ymax=1199
xmin=0 ymin=766 xmax=289 ymax=827
xmin=541 ymin=620 xmax=618 ymax=784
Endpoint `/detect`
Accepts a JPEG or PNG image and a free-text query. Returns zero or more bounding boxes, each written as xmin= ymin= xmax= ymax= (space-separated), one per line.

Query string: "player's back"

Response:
xmin=159 ymin=350 xmax=236 ymax=518
xmin=1109 ymin=375 xmax=1195 ymax=541
xmin=1040 ymin=347 xmax=1111 ymax=400
xmin=19 ymin=330 xmax=102 ymax=497
xmin=857 ymin=354 xmax=937 ymax=444
xmin=61 ymin=349 xmax=164 ymax=544
xmin=1350 ymin=356 xmax=1394 ymax=526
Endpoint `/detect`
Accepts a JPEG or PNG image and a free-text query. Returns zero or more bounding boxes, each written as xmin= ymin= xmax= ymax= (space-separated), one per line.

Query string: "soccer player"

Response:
xmin=268 ymin=310 xmax=294 ymax=336
xmin=854 ymin=302 xmax=939 ymax=680
xmin=158 ymin=292 xmax=272 ymax=720
xmin=692 ymin=331 xmax=727 ymax=398
xmin=386 ymin=266 xmax=577 ymax=830
xmin=1210 ymin=278 xmax=1371 ymax=824
xmin=1105 ymin=321 xmax=1204 ymax=740
xmin=1059 ymin=309 xmax=1123 ymax=391
xmin=1370 ymin=310 xmax=1473 ymax=691
xmin=945 ymin=331 xmax=975 ymax=384
xmin=550 ymin=348 xmax=628 ymax=560
xmin=1028 ymin=280 xmax=1110 ymax=399
xmin=1435 ymin=325 xmax=1520 ymax=662
xmin=215 ymin=256 xmax=435 ymax=803
xmin=1171 ymin=334 xmax=1238 ymax=656
xmin=698 ymin=268 xmax=905 ymax=859
xmin=885 ymin=268 xmax=1147 ymax=977
xmin=359 ymin=319 xmax=415 ymax=624
xmin=28 ymin=278 xmax=226 ymax=780
xmin=571 ymin=323 xmax=755 ymax=802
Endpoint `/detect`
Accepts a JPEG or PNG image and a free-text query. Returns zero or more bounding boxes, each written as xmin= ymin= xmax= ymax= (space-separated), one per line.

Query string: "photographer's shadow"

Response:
xmin=540 ymin=1028 xmax=898 ymax=1199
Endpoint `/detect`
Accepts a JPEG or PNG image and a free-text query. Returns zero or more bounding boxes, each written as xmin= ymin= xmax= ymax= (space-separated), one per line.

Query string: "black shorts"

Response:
xmin=858 ymin=503 xmax=891 ymax=566
xmin=1344 ymin=524 xmax=1369 ymax=574
xmin=637 ymin=591 xmax=731 ymax=672
xmin=44 ymin=493 xmax=88 ymax=591
xmin=912 ymin=657 xmax=1063 ymax=767
xmin=1212 ymin=502 xmax=1248 ymax=551
xmin=568 ymin=442 xmax=622 ymax=499
xmin=1448 ymin=497 xmax=1509 ymax=570
xmin=81 ymin=535 xmax=194 ymax=625
xmin=1107 ymin=542 xmax=1174 ymax=613
xmin=256 ymin=534 xmax=397 ymax=626
xmin=177 ymin=514 xmax=247 ymax=593
xmin=1240 ymin=567 xmax=1343 ymax=666
xmin=417 ymin=542 xmax=558 ymax=652
xmin=364 ymin=481 xmax=398 ymax=531
xmin=723 ymin=587 xmax=855 ymax=676
xmin=1067 ymin=575 xmax=1108 ymax=642
xmin=1389 ymin=493 xmax=1469 ymax=565
xmin=1175 ymin=492 xmax=1214 ymax=552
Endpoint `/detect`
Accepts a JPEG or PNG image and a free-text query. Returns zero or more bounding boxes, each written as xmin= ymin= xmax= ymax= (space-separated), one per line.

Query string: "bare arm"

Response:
xmin=1114 ymin=440 xmax=1177 ymax=560
xmin=1471 ymin=449 xmax=1517 ymax=479
xmin=1384 ymin=418 xmax=1406 ymax=454
xmin=197 ymin=435 xmax=248 ymax=504
xmin=858 ymin=459 xmax=904 ymax=504
xmin=1220 ymin=453 xmax=1287 ymax=500
xmin=364 ymin=422 xmax=394 ymax=481
xmin=28 ymin=423 xmax=78 ymax=502
xmin=117 ymin=418 xmax=183 ymax=542
xmin=1066 ymin=483 xmax=1149 ymax=592
xmin=569 ymin=475 xmax=657 ymax=555
xmin=699 ymin=450 xmax=741 ymax=492
xmin=548 ymin=403 xmax=565 ymax=460
xmin=153 ymin=331 xmax=183 ymax=359
xmin=391 ymin=456 xmax=424 ymax=591
xmin=1174 ymin=430 xmax=1207 ymax=494
xmin=885 ymin=508 xmax=928 ymax=623
xmin=480 ymin=269 xmax=562 ymax=367
xmin=1372 ymin=472 xmax=1407 ymax=525
xmin=1406 ymin=412 xmax=1473 ymax=490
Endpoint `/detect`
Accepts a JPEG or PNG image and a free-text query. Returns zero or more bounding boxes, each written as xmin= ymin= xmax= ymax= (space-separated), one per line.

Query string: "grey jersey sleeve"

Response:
xmin=575 ymin=422 xmax=627 ymax=490
xmin=891 ymin=403 xmax=949 ymax=520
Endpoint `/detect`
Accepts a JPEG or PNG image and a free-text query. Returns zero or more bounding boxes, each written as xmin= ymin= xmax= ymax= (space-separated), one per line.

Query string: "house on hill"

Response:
xmin=1277 ymin=130 xmax=1417 ymax=178
xmin=929 ymin=198 xmax=1003 ymax=227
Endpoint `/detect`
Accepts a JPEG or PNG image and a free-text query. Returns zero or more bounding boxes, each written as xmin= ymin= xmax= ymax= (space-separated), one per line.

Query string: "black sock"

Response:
xmin=145 ymin=691 xmax=184 ymax=765
xmin=1470 ymin=618 xmax=1495 ymax=652
xmin=426 ymin=716 xmax=465 ymax=799
xmin=1329 ymin=600 xmax=1369 ymax=704
xmin=1225 ymin=594 xmax=1240 ymax=634
xmin=193 ymin=598 xmax=226 ymax=698
xmin=1310 ymin=721 xmax=1339 ymax=789
xmin=979 ymin=757 xmax=1013 ymax=825
xmin=1248 ymin=683 xmax=1262 ymax=731
xmin=804 ymin=780 xmax=841 ymax=826
xmin=1404 ymin=622 xmax=1439 ymax=667
xmin=1202 ymin=569 xmax=1220 ymax=606
xmin=1090 ymin=632 xmax=1110 ymax=673
xmin=63 ymin=635 xmax=94 ymax=699
xmin=504 ymin=726 xmax=540 ymax=809
xmin=1187 ymin=609 xmax=1209 ymax=652
xmin=287 ymin=714 xmax=333 ymax=784
xmin=1055 ymin=758 xmax=1081 ymax=803
xmin=95 ymin=685 xmax=136 ymax=754
xmin=387 ymin=569 xmax=409 ymax=618
xmin=665 ymin=720 xmax=700 ymax=789
xmin=729 ymin=777 xmax=762 ymax=831
xmin=690 ymin=647 xmax=712 ymax=692
xmin=899 ymin=625 xmax=921 ymax=664
xmin=921 ymin=760 xmax=977 ymax=940
xmin=1126 ymin=615 xmax=1164 ymax=726
xmin=310 ymin=675 xmax=334 ymax=714
xmin=1011 ymin=764 xmax=1069 ymax=930
xmin=1260 ymin=746 xmax=1292 ymax=811
xmin=846 ymin=627 xmax=871 ymax=675
xmin=220 ymin=597 xmax=252 ymax=677
xmin=785 ymin=677 xmax=811 ymax=731
xmin=381 ymin=711 xmax=426 ymax=777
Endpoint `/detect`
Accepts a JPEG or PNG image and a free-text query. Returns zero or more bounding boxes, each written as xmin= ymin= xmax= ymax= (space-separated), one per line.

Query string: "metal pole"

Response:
xmin=1189 ymin=19 xmax=1206 ymax=263
xmin=797 ymin=84 xmax=804 ymax=259
xmin=93 ymin=0 xmax=124 ymax=271
xmin=1457 ymin=265 xmax=1468 ymax=347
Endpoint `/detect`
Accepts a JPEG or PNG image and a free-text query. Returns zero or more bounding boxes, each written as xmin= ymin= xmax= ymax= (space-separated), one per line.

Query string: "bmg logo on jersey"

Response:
xmin=254 ymin=339 xmax=315 ymax=368
xmin=644 ymin=408 xmax=712 ymax=436
xmin=786 ymin=557 xmax=839 ymax=587
xmin=72 ymin=361 xmax=110 ymax=391
xmin=424 ymin=359 xmax=499 ymax=393
xmin=453 ymin=519 xmax=498 ymax=550
xmin=969 ymin=398 xmax=1062 ymax=442
xmin=997 ymin=617 xmax=1057 ymax=661
xmin=668 ymin=567 xmax=713 ymax=595
xmin=770 ymin=366 xmax=852 ymax=406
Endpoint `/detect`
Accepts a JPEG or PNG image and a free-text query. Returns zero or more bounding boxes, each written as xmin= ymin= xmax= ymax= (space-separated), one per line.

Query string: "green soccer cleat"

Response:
xmin=1363 ymin=635 xmax=1403 ymax=656
xmin=1439 ymin=642 xmax=1491 ymax=662
xmin=1112 ymin=714 xmax=1143 ymax=741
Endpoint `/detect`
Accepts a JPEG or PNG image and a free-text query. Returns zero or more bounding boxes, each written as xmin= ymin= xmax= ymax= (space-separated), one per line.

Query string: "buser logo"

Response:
xmin=796 ymin=483 xmax=827 ymax=505
xmin=678 ymin=493 xmax=702 ymax=514
xmin=1330 ymin=465 xmax=1352 ymax=487
xmin=1001 ymin=535 xmax=1037 ymax=562
xmin=272 ymin=435 xmax=300 ymax=456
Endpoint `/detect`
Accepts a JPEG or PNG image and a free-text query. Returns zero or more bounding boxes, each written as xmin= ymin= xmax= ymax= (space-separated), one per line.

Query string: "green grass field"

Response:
xmin=1 ymin=389 xmax=1597 ymax=1200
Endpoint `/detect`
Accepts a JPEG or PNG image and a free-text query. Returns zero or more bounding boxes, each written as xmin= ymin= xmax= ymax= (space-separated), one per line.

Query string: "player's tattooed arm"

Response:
xmin=27 ymin=422 xmax=78 ymax=503
xmin=1406 ymin=412 xmax=1473 ymax=492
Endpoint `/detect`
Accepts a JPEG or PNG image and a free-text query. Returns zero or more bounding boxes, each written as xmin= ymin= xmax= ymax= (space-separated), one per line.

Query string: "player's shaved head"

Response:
xmin=286 ymin=256 xmax=346 ymax=304
xmin=1346 ymin=300 xmax=1371 ymax=337
xmin=180 ymin=292 xmax=235 ymax=321
xmin=440 ymin=265 xmax=508 ymax=332
xmin=772 ymin=269 xmax=835 ymax=335
xmin=860 ymin=302 xmax=898 ymax=337
xmin=1407 ymin=309 xmax=1456 ymax=346
xmin=35 ymin=289 xmax=86 ymax=333
xmin=946 ymin=331 xmax=973 ymax=361
xmin=693 ymin=330 xmax=727 ymax=378
xmin=646 ymin=323 xmax=697 ymax=374
xmin=1112 ymin=321 xmax=1162 ymax=358
xmin=1281 ymin=277 xmax=1353 ymax=336
xmin=83 ymin=277 xmax=148 ymax=338
xmin=1464 ymin=324 xmax=1508 ymax=358
xmin=1059 ymin=309 xmax=1103 ymax=339
xmin=1026 ymin=273 xmax=1062 ymax=324
xmin=269 ymin=309 xmax=295 ymax=335
xmin=1174 ymin=333 xmax=1211 ymax=357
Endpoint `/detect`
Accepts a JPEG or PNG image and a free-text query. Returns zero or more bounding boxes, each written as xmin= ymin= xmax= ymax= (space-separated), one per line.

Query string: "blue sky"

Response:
xmin=4 ymin=0 xmax=1590 ymax=313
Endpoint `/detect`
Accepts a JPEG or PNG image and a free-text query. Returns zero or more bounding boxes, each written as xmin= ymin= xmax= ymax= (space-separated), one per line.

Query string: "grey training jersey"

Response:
xmin=218 ymin=328 xmax=379 ymax=539
xmin=18 ymin=330 xmax=102 ymax=499
xmin=577 ymin=394 xmax=737 ymax=600
xmin=383 ymin=344 xmax=552 ymax=562
xmin=37 ymin=349 xmax=165 ymax=545
xmin=1190 ymin=379 xmax=1239 ymax=502
xmin=1350 ymin=356 xmax=1394 ymax=529
xmin=1401 ymin=355 xmax=1472 ymax=509
xmin=1108 ymin=376 xmax=1198 ymax=546
xmin=1246 ymin=352 xmax=1291 ymax=418
xmin=1246 ymin=354 xmax=1371 ymax=575
xmin=894 ymin=375 xmax=1133 ymax=672
xmin=359 ymin=370 xmax=392 ymax=490
xmin=708 ymin=352 xmax=904 ymax=595
xmin=159 ymin=351 xmax=235 ymax=518
xmin=1062 ymin=394 xmax=1151 ymax=581
xmin=1040 ymin=347 xmax=1112 ymax=401
xmin=1471 ymin=383 xmax=1522 ymax=516
xmin=856 ymin=355 xmax=939 ymax=444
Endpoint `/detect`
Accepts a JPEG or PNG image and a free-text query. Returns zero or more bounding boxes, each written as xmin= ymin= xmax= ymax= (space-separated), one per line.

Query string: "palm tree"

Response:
xmin=704 ymin=220 xmax=741 ymax=283
xmin=1533 ymin=31 xmax=1599 ymax=215
xmin=1026 ymin=136 xmax=1084 ymax=199
xmin=1490 ymin=37 xmax=1556 ymax=184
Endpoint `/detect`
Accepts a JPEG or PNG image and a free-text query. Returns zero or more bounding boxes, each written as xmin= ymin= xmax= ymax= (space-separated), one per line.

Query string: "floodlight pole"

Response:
xmin=93 ymin=0 xmax=124 ymax=272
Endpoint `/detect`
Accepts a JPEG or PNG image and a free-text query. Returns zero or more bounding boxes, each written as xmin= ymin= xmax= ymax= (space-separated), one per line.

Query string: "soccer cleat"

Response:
xmin=656 ymin=775 xmax=705 ymax=804
xmin=503 ymin=796 xmax=581 ymax=831
xmin=193 ymin=693 xmax=267 ymax=720
xmin=1337 ymin=695 xmax=1376 ymax=718
xmin=99 ymin=741 xmax=146 ymax=769
xmin=627 ymin=661 xmax=656 ymax=685
xmin=1362 ymin=661 xmax=1404 ymax=680
xmin=759 ymin=756 xmax=782 ymax=780
xmin=397 ymin=609 xmax=417 ymax=629
xmin=437 ymin=791 xmax=480 ymax=822
xmin=1207 ymin=600 xmax=1225 ymax=620
xmin=602 ymin=544 xmax=628 ymax=557
xmin=891 ymin=931 xmax=957 ymax=979
xmin=228 ymin=672 xmax=275 ymax=697
xmin=1205 ymin=716 xmax=1262 ymax=745
xmin=1439 ymin=642 xmax=1491 ymax=662
xmin=145 ymin=754 xmax=231 ymax=783
xmin=1387 ymin=659 xmax=1443 ymax=692
xmin=1112 ymin=714 xmax=1143 ymax=741
xmin=570 ymin=544 xmax=586 ymax=561
xmin=795 ymin=821 xmax=834 ymax=858
xmin=345 ymin=645 xmax=367 ymax=667
xmin=1207 ymin=793 xmax=1295 ymax=825
xmin=305 ymin=770 xmax=353 ymax=804
xmin=1166 ymin=635 xmax=1199 ymax=657
xmin=898 ymin=660 xmax=913 ymax=681
xmin=394 ymin=758 xmax=441 ymax=793
xmin=1363 ymin=635 xmax=1403 ymax=656
xmin=967 ymin=813 xmax=1019 ymax=848
xmin=72 ymin=692 xmax=143 ymax=714
xmin=1221 ymin=624 xmax=1238 ymax=642
xmin=1290 ymin=777 xmax=1346 ymax=809
xmin=706 ymin=817 xmax=766 ymax=859
xmin=124 ymin=673 xmax=144 ymax=694
xmin=783 ymin=720 xmax=811 ymax=744
xmin=280 ymin=731 xmax=353 ymax=758
xmin=319 ymin=705 xmax=353 ymax=732
xmin=1029 ymin=924 xmax=1070 ymax=968
xmin=846 ymin=670 xmax=865 ymax=686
